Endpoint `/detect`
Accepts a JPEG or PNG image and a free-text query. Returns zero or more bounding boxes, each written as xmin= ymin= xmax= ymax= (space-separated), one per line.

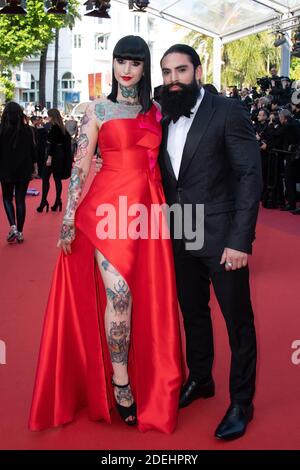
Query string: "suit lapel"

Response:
xmin=178 ymin=91 xmax=216 ymax=182
xmin=161 ymin=117 xmax=177 ymax=180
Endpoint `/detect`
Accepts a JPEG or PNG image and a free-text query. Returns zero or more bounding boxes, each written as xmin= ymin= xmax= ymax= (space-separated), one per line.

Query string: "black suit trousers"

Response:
xmin=174 ymin=247 xmax=257 ymax=405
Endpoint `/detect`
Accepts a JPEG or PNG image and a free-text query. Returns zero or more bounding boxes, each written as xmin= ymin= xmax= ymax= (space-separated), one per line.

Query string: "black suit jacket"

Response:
xmin=159 ymin=91 xmax=262 ymax=257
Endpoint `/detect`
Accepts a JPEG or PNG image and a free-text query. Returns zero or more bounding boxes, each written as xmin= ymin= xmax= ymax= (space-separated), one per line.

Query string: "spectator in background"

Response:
xmin=241 ymin=88 xmax=252 ymax=112
xmin=36 ymin=109 xmax=72 ymax=213
xmin=31 ymin=116 xmax=48 ymax=178
xmin=0 ymin=102 xmax=37 ymax=243
xmin=65 ymin=116 xmax=78 ymax=160
xmin=291 ymin=102 xmax=300 ymax=120
xmin=278 ymin=109 xmax=300 ymax=213
xmin=203 ymin=83 xmax=219 ymax=95
xmin=255 ymin=109 xmax=269 ymax=192
xmin=230 ymin=86 xmax=240 ymax=100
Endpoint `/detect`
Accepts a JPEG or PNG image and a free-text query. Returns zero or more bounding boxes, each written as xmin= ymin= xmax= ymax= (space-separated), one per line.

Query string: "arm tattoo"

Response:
xmin=74 ymin=133 xmax=89 ymax=164
xmin=60 ymin=222 xmax=75 ymax=242
xmin=81 ymin=114 xmax=89 ymax=126
xmin=108 ymin=321 xmax=130 ymax=365
xmin=106 ymin=280 xmax=131 ymax=315
xmin=63 ymin=166 xmax=86 ymax=222
xmin=101 ymin=259 xmax=120 ymax=276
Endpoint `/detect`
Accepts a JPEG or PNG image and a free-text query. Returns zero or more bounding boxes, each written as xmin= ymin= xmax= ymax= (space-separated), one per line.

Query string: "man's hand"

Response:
xmin=95 ymin=156 xmax=103 ymax=174
xmin=220 ymin=247 xmax=248 ymax=271
xmin=260 ymin=142 xmax=267 ymax=151
xmin=57 ymin=220 xmax=76 ymax=255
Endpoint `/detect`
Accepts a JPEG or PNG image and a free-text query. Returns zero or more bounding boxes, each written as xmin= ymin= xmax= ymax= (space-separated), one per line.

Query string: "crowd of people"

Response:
xmin=0 ymin=104 xmax=78 ymax=243
xmin=225 ymin=67 xmax=300 ymax=215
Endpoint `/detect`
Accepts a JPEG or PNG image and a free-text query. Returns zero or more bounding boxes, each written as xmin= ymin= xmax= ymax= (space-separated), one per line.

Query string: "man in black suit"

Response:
xmin=159 ymin=45 xmax=262 ymax=440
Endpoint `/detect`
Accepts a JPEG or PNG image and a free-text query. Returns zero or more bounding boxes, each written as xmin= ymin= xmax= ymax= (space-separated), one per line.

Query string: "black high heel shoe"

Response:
xmin=51 ymin=200 xmax=62 ymax=212
xmin=112 ymin=380 xmax=137 ymax=426
xmin=36 ymin=201 xmax=49 ymax=213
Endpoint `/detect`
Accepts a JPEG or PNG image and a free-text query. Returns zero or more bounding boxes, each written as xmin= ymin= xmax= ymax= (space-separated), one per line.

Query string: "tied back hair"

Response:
xmin=107 ymin=35 xmax=152 ymax=114
xmin=0 ymin=101 xmax=27 ymax=149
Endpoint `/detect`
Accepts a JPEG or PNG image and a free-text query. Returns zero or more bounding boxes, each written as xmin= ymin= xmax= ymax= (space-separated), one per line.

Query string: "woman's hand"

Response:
xmin=46 ymin=156 xmax=52 ymax=167
xmin=57 ymin=220 xmax=76 ymax=255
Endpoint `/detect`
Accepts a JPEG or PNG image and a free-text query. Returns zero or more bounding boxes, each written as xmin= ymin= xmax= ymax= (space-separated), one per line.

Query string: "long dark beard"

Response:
xmin=160 ymin=79 xmax=200 ymax=122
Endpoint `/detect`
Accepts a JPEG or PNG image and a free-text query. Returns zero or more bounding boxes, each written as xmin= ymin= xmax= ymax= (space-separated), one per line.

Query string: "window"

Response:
xmin=61 ymin=72 xmax=75 ymax=90
xmin=22 ymin=92 xmax=35 ymax=102
xmin=95 ymin=33 xmax=109 ymax=50
xmin=73 ymin=34 xmax=82 ymax=49
xmin=134 ymin=15 xmax=140 ymax=33
xmin=22 ymin=74 xmax=38 ymax=104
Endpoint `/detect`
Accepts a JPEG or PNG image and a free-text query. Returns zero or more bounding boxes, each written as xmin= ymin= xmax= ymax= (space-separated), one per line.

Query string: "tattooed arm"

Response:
xmin=57 ymin=101 xmax=102 ymax=254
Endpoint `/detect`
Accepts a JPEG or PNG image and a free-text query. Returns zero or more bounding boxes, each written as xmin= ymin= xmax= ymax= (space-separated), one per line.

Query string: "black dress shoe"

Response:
xmin=280 ymin=204 xmax=296 ymax=211
xmin=179 ymin=378 xmax=215 ymax=408
xmin=215 ymin=403 xmax=254 ymax=440
xmin=291 ymin=208 xmax=300 ymax=215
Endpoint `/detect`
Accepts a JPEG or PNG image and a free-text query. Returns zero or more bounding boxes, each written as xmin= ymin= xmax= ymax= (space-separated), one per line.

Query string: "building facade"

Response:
xmin=14 ymin=2 xmax=184 ymax=112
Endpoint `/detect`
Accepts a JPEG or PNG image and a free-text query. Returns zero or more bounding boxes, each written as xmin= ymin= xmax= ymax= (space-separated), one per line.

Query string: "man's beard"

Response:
xmin=160 ymin=79 xmax=200 ymax=123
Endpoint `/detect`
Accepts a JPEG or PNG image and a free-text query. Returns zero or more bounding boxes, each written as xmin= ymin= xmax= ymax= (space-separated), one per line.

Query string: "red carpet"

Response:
xmin=0 ymin=177 xmax=300 ymax=450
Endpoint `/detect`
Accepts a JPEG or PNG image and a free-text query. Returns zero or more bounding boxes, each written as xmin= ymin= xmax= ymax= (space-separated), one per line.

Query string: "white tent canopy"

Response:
xmin=115 ymin=1 xmax=300 ymax=88
xmin=136 ymin=1 xmax=300 ymax=43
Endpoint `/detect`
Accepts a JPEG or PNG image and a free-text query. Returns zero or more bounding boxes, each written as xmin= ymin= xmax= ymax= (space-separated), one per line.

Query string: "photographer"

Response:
xmin=255 ymin=109 xmax=269 ymax=191
xmin=292 ymin=102 xmax=300 ymax=120
xmin=261 ymin=111 xmax=284 ymax=207
xmin=279 ymin=77 xmax=293 ymax=106
xmin=241 ymin=88 xmax=252 ymax=112
xmin=277 ymin=109 xmax=300 ymax=213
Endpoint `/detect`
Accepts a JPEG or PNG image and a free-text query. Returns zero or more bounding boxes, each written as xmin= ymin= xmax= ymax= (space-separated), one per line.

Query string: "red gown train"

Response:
xmin=28 ymin=105 xmax=183 ymax=433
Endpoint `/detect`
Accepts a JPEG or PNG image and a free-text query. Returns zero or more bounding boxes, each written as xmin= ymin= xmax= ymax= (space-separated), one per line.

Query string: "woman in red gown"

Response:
xmin=29 ymin=36 xmax=182 ymax=433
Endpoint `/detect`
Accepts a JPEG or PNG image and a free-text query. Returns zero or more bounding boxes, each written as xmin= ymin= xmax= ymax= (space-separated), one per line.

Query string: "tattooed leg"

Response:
xmin=95 ymin=250 xmax=134 ymax=410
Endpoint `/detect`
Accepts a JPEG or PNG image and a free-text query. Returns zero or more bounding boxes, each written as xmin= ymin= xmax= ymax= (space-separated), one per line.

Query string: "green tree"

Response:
xmin=223 ymin=32 xmax=280 ymax=88
xmin=0 ymin=0 xmax=80 ymax=102
xmin=182 ymin=30 xmax=280 ymax=89
xmin=290 ymin=57 xmax=300 ymax=80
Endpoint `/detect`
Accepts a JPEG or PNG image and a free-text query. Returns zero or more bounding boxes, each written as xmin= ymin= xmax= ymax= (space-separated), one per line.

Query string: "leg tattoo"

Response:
xmin=108 ymin=321 xmax=130 ymax=365
xmin=106 ymin=280 xmax=131 ymax=315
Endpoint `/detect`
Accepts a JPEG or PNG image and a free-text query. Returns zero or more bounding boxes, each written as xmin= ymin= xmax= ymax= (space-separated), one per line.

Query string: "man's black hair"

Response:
xmin=160 ymin=44 xmax=202 ymax=69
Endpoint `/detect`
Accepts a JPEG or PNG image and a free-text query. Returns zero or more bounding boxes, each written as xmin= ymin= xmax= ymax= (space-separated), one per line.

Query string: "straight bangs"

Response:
xmin=114 ymin=53 xmax=144 ymax=62
xmin=107 ymin=35 xmax=152 ymax=114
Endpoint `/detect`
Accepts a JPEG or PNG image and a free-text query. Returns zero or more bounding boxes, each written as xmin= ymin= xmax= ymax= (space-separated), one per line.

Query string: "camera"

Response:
xmin=256 ymin=77 xmax=271 ymax=91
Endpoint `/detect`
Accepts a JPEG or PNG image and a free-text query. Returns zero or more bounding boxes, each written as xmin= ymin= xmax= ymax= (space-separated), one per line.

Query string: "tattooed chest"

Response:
xmin=95 ymin=101 xmax=142 ymax=124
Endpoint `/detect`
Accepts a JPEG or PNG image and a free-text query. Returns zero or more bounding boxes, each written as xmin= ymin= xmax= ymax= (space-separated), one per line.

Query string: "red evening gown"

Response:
xmin=28 ymin=104 xmax=183 ymax=434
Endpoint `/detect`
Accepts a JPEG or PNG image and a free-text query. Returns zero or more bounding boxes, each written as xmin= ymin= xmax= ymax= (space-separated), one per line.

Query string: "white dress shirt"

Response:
xmin=167 ymin=87 xmax=205 ymax=179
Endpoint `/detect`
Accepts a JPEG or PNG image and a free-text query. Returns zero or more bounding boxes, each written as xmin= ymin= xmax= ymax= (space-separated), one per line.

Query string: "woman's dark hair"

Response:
xmin=160 ymin=44 xmax=202 ymax=69
xmin=107 ymin=35 xmax=152 ymax=113
xmin=0 ymin=101 xmax=27 ymax=149
xmin=48 ymin=108 xmax=66 ymax=134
